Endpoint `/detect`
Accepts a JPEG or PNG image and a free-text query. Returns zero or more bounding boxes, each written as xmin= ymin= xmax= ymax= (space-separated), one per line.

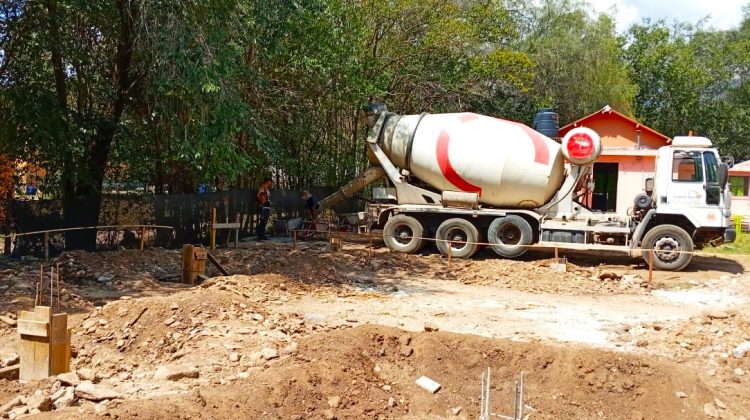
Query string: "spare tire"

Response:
xmin=435 ymin=218 xmax=480 ymax=259
xmin=487 ymin=215 xmax=533 ymax=258
xmin=383 ymin=214 xmax=424 ymax=254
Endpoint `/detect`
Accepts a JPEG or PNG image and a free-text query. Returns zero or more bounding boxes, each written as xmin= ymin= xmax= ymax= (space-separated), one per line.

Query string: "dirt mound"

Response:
xmin=61 ymin=324 xmax=728 ymax=419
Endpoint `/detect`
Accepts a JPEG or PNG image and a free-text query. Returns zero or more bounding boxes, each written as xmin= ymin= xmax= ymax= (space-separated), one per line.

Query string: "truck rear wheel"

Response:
xmin=640 ymin=224 xmax=693 ymax=271
xmin=383 ymin=214 xmax=425 ymax=254
xmin=436 ymin=218 xmax=480 ymax=258
xmin=488 ymin=215 xmax=532 ymax=258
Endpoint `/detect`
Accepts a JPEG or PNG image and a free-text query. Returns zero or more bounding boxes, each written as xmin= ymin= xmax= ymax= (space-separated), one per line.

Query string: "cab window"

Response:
xmin=703 ymin=151 xmax=718 ymax=183
xmin=672 ymin=151 xmax=704 ymax=182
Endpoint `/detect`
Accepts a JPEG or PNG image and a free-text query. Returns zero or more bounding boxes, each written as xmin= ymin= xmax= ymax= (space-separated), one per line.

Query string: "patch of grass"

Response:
xmin=708 ymin=233 xmax=750 ymax=255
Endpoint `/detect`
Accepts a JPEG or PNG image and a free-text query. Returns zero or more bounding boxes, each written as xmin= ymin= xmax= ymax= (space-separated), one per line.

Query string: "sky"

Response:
xmin=590 ymin=0 xmax=748 ymax=33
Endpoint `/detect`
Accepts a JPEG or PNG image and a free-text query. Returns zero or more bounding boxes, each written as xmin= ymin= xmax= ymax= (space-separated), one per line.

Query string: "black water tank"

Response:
xmin=533 ymin=108 xmax=559 ymax=138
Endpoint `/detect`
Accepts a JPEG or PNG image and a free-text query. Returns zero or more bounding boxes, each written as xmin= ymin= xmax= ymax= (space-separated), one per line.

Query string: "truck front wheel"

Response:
xmin=436 ymin=218 xmax=480 ymax=258
xmin=640 ymin=224 xmax=693 ymax=271
xmin=487 ymin=216 xmax=532 ymax=258
xmin=383 ymin=214 xmax=425 ymax=254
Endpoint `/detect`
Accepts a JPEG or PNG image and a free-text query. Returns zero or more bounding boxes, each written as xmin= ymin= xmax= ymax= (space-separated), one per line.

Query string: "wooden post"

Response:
xmin=648 ymin=250 xmax=654 ymax=285
xmin=368 ymin=237 xmax=373 ymax=259
xmin=181 ymin=244 xmax=207 ymax=285
xmin=292 ymin=230 xmax=297 ymax=250
xmin=210 ymin=208 xmax=217 ymax=250
xmin=447 ymin=241 xmax=453 ymax=267
xmin=139 ymin=226 xmax=146 ymax=250
xmin=43 ymin=232 xmax=49 ymax=260
xmin=18 ymin=306 xmax=71 ymax=380
xmin=554 ymin=247 xmax=558 ymax=259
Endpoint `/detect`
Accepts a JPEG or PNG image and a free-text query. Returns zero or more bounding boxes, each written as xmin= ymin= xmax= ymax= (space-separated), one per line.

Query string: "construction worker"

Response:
xmin=255 ymin=177 xmax=272 ymax=241
xmin=301 ymin=190 xmax=320 ymax=219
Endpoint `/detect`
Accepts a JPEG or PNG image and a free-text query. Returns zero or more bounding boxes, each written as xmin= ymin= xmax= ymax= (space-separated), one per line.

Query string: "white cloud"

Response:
xmin=589 ymin=0 xmax=747 ymax=32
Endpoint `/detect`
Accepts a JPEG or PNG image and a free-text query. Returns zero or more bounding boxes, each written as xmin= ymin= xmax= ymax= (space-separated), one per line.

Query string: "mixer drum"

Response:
xmin=381 ymin=113 xmax=566 ymax=208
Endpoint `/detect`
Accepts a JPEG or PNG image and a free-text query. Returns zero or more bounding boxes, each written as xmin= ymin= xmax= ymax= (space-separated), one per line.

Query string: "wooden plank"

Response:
xmin=17 ymin=320 xmax=49 ymax=338
xmin=206 ymin=252 xmax=230 ymax=276
xmin=214 ymin=223 xmax=240 ymax=229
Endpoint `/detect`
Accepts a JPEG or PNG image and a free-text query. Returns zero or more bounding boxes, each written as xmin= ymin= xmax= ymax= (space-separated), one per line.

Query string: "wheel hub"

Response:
xmin=446 ymin=228 xmax=468 ymax=250
xmin=653 ymin=236 xmax=680 ymax=261
xmin=394 ymin=225 xmax=413 ymax=245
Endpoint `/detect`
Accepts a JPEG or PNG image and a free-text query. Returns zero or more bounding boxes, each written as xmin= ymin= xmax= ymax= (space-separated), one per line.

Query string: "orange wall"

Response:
xmin=593 ymin=155 xmax=655 ymax=214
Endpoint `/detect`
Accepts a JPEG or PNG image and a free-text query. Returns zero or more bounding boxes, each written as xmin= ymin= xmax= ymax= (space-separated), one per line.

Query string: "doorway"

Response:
xmin=592 ymin=163 xmax=618 ymax=212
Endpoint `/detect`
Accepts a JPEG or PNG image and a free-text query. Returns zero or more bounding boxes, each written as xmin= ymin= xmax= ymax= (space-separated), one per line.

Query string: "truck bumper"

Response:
xmin=724 ymin=228 xmax=737 ymax=244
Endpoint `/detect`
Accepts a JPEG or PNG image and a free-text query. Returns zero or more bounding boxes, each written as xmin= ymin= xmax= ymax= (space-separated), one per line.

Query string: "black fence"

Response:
xmin=5 ymin=187 xmax=363 ymax=257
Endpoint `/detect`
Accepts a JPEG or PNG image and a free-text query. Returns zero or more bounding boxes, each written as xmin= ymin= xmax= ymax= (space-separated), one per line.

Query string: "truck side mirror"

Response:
xmin=718 ymin=164 xmax=729 ymax=186
xmin=645 ymin=178 xmax=654 ymax=194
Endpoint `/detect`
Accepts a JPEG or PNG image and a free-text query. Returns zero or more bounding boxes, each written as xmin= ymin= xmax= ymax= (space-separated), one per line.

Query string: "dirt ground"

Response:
xmin=0 ymin=238 xmax=749 ymax=419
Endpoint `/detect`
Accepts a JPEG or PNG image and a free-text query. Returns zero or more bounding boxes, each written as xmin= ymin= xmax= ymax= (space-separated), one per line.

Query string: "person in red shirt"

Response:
xmin=255 ymin=178 xmax=272 ymax=241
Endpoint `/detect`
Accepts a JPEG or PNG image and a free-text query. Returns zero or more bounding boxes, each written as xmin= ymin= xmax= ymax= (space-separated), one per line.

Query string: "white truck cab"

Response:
xmin=630 ymin=136 xmax=735 ymax=270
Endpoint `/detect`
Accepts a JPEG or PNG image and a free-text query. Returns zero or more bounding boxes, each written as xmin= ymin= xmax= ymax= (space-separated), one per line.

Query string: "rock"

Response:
xmin=1 ymin=353 xmax=19 ymax=367
xmin=382 ymin=384 xmax=392 ymax=391
xmin=707 ymin=311 xmax=731 ymax=320
xmin=8 ymin=406 xmax=27 ymax=418
xmin=415 ymin=376 xmax=441 ymax=393
xmin=52 ymin=386 xmax=76 ymax=410
xmin=388 ymin=397 xmax=396 ymax=408
xmin=0 ymin=396 xmax=22 ymax=414
xmin=153 ymin=364 xmax=199 ymax=381
xmin=50 ymin=388 xmax=66 ymax=402
xmin=398 ymin=335 xmax=412 ymax=347
xmin=77 ymin=368 xmax=96 ymax=381
xmin=260 ymin=347 xmax=279 ymax=360
xmin=57 ymin=371 xmax=81 ymax=386
xmin=97 ymin=275 xmax=114 ymax=283
xmin=675 ymin=391 xmax=688 ymax=399
xmin=452 ymin=406 xmax=463 ymax=415
xmin=26 ymin=393 xmax=52 ymax=412
xmin=229 ymin=352 xmax=240 ymax=362
xmin=323 ymin=409 xmax=336 ymax=420
xmin=400 ymin=347 xmax=414 ymax=357
xmin=703 ymin=403 xmax=719 ymax=418
xmin=732 ymin=341 xmax=750 ymax=358
xmin=0 ymin=316 xmax=17 ymax=327
xmin=714 ymin=398 xmax=727 ymax=409
xmin=424 ymin=322 xmax=439 ymax=332
xmin=636 ymin=339 xmax=649 ymax=348
xmin=75 ymin=381 xmax=122 ymax=401
xmin=164 ymin=316 xmax=176 ymax=326
xmin=327 ymin=395 xmax=341 ymax=408
xmin=734 ymin=367 xmax=745 ymax=376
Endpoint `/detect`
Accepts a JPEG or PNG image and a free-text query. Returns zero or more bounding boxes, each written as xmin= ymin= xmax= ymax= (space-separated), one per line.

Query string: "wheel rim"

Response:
xmin=393 ymin=224 xmax=414 ymax=245
xmin=445 ymin=228 xmax=468 ymax=251
xmin=497 ymin=224 xmax=521 ymax=245
xmin=653 ymin=236 xmax=681 ymax=262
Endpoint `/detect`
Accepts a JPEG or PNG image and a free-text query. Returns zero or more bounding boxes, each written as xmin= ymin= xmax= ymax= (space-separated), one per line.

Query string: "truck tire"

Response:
xmin=640 ymin=224 xmax=693 ymax=271
xmin=435 ymin=218 xmax=480 ymax=258
xmin=487 ymin=215 xmax=533 ymax=258
xmin=383 ymin=214 xmax=425 ymax=254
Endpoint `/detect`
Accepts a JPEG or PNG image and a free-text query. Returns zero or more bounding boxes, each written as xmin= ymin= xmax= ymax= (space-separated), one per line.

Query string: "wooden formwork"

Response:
xmin=17 ymin=306 xmax=71 ymax=381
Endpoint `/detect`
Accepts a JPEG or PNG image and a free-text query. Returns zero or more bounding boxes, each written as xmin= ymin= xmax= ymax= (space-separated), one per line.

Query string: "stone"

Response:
xmin=153 ymin=364 xmax=199 ymax=381
xmin=164 ymin=316 xmax=176 ymax=326
xmin=675 ymin=391 xmax=688 ymax=399
xmin=77 ymin=368 xmax=96 ymax=381
xmin=327 ymin=395 xmax=341 ymax=408
xmin=1 ymin=353 xmax=19 ymax=367
xmin=0 ymin=316 xmax=16 ymax=327
xmin=707 ymin=311 xmax=730 ymax=320
xmin=26 ymin=393 xmax=52 ymax=412
xmin=703 ymin=403 xmax=719 ymax=418
xmin=387 ymin=397 xmax=396 ymax=408
xmin=382 ymin=384 xmax=391 ymax=391
xmin=400 ymin=347 xmax=413 ymax=357
xmin=424 ymin=322 xmax=439 ymax=332
xmin=260 ymin=348 xmax=279 ymax=360
xmin=229 ymin=352 xmax=240 ymax=362
xmin=398 ymin=335 xmax=412 ymax=347
xmin=323 ymin=409 xmax=336 ymax=420
xmin=732 ymin=341 xmax=750 ymax=358
xmin=9 ymin=406 xmax=27 ymax=418
xmin=50 ymin=388 xmax=66 ymax=402
xmin=734 ymin=367 xmax=745 ymax=376
xmin=714 ymin=398 xmax=727 ymax=409
xmin=52 ymin=387 xmax=76 ymax=409
xmin=58 ymin=371 xmax=81 ymax=386
xmin=452 ymin=406 xmax=463 ymax=415
xmin=75 ymin=381 xmax=122 ymax=402
xmin=636 ymin=339 xmax=649 ymax=347
xmin=0 ymin=396 xmax=22 ymax=414
xmin=415 ymin=376 xmax=441 ymax=393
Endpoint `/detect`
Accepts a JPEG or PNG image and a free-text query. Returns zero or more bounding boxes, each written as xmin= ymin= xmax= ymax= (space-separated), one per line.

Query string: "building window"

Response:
xmin=730 ymin=176 xmax=749 ymax=197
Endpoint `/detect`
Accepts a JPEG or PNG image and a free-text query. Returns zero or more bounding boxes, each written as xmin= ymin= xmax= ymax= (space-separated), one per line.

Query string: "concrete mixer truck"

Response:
xmin=320 ymin=104 xmax=735 ymax=271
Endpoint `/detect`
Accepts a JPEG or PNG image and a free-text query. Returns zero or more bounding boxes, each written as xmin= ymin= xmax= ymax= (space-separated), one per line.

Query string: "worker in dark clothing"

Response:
xmin=301 ymin=190 xmax=320 ymax=219
xmin=255 ymin=177 xmax=272 ymax=241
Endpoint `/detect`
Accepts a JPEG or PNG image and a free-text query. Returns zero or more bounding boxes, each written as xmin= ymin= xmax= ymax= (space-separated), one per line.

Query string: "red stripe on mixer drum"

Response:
xmin=434 ymin=114 xmax=550 ymax=194
xmin=436 ymin=129 xmax=483 ymax=195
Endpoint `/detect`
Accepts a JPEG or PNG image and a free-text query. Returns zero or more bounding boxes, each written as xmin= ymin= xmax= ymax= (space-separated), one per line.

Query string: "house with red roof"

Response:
xmin=728 ymin=160 xmax=750 ymax=216
xmin=559 ymin=105 xmax=671 ymax=214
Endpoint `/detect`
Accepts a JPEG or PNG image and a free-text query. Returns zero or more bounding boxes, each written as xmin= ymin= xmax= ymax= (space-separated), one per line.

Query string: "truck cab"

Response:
xmin=632 ymin=136 xmax=735 ymax=270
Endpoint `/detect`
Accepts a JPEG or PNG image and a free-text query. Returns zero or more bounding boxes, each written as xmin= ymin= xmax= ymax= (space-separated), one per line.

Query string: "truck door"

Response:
xmin=667 ymin=150 xmax=705 ymax=207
